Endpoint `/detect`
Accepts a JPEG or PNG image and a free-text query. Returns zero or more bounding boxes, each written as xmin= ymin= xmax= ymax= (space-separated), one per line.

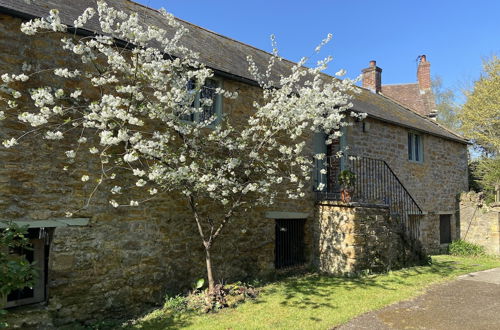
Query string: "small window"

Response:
xmin=183 ymin=78 xmax=222 ymax=125
xmin=5 ymin=228 xmax=50 ymax=308
xmin=408 ymin=132 xmax=423 ymax=162
xmin=439 ymin=214 xmax=452 ymax=244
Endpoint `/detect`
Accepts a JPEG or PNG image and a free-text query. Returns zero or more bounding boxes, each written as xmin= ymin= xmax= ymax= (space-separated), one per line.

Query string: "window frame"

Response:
xmin=407 ymin=132 xmax=424 ymax=163
xmin=183 ymin=77 xmax=223 ymax=127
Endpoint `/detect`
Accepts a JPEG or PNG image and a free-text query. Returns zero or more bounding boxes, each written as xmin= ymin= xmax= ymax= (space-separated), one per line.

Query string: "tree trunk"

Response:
xmin=204 ymin=243 xmax=215 ymax=293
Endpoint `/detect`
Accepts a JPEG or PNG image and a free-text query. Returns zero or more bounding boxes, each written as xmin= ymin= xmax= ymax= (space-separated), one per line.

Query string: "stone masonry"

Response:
xmin=0 ymin=13 xmax=316 ymax=325
xmin=315 ymin=201 xmax=425 ymax=275
xmin=0 ymin=6 xmax=467 ymax=326
xmin=346 ymin=117 xmax=468 ymax=253
xmin=460 ymin=192 xmax=500 ymax=255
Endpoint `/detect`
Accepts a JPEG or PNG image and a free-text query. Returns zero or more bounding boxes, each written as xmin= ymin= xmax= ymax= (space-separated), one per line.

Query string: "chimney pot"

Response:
xmin=362 ymin=60 xmax=382 ymax=93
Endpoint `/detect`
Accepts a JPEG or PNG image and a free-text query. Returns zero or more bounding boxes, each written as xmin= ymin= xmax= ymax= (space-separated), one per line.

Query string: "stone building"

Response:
xmin=0 ymin=0 xmax=468 ymax=326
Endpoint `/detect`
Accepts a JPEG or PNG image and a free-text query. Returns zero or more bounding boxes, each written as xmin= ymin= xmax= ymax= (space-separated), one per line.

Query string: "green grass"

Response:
xmin=128 ymin=255 xmax=500 ymax=330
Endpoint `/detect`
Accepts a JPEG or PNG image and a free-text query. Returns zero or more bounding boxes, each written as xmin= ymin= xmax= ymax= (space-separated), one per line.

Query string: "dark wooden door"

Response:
xmin=440 ymin=214 xmax=452 ymax=244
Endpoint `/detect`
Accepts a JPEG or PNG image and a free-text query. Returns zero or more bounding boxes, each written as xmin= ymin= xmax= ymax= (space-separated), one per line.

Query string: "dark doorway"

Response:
xmin=440 ymin=214 xmax=452 ymax=244
xmin=275 ymin=219 xmax=306 ymax=269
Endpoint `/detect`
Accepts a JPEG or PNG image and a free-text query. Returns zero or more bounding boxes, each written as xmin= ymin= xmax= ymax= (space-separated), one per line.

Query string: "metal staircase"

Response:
xmin=315 ymin=155 xmax=423 ymax=241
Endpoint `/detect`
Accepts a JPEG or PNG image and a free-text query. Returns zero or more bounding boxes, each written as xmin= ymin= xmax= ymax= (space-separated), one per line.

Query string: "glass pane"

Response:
xmin=199 ymin=79 xmax=218 ymax=123
xmin=415 ymin=135 xmax=420 ymax=161
xmin=408 ymin=133 xmax=413 ymax=160
xmin=180 ymin=79 xmax=197 ymax=121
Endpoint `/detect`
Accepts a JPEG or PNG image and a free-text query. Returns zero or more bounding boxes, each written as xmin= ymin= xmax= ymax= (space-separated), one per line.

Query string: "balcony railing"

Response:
xmin=315 ymin=155 xmax=423 ymax=240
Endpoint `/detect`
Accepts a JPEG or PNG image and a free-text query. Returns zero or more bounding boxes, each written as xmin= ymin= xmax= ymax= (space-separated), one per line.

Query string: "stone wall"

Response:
xmin=346 ymin=117 xmax=468 ymax=252
xmin=0 ymin=14 xmax=316 ymax=326
xmin=460 ymin=192 xmax=500 ymax=255
xmin=314 ymin=201 xmax=425 ymax=275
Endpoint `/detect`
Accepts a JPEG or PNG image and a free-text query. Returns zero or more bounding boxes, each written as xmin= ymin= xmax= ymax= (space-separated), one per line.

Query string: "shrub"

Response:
xmin=449 ymin=240 xmax=486 ymax=256
xmin=163 ymin=295 xmax=188 ymax=313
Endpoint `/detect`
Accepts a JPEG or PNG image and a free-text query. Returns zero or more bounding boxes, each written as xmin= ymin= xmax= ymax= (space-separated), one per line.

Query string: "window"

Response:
xmin=439 ymin=214 xmax=452 ymax=244
xmin=408 ymin=132 xmax=423 ymax=162
xmin=5 ymin=228 xmax=50 ymax=308
xmin=183 ymin=78 xmax=222 ymax=125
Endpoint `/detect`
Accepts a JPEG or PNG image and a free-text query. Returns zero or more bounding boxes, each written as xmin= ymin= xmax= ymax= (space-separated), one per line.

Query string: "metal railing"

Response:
xmin=315 ymin=155 xmax=423 ymax=240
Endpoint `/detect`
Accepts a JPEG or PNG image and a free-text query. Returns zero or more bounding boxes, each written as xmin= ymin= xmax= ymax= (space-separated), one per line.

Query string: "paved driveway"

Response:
xmin=337 ymin=268 xmax=500 ymax=330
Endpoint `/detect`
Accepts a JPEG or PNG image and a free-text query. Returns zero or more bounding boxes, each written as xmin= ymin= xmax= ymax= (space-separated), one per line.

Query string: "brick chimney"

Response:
xmin=362 ymin=60 xmax=382 ymax=93
xmin=417 ymin=55 xmax=431 ymax=90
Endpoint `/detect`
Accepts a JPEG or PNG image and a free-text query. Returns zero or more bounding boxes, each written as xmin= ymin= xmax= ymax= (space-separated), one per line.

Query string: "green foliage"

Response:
xmin=449 ymin=240 xmax=486 ymax=257
xmin=468 ymin=160 xmax=483 ymax=193
xmin=460 ymin=56 xmax=500 ymax=155
xmin=469 ymin=157 xmax=500 ymax=204
xmin=475 ymin=157 xmax=500 ymax=203
xmin=338 ymin=169 xmax=356 ymax=188
xmin=194 ymin=278 xmax=205 ymax=290
xmin=432 ymin=76 xmax=462 ymax=132
xmin=0 ymin=222 xmax=37 ymax=327
xmin=0 ymin=222 xmax=37 ymax=300
xmin=162 ymin=282 xmax=260 ymax=316
xmin=163 ymin=295 xmax=188 ymax=313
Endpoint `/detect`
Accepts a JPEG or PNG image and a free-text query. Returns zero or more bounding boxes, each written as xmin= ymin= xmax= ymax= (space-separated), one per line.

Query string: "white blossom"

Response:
xmin=45 ymin=131 xmax=64 ymax=140
xmin=70 ymin=90 xmax=82 ymax=99
xmin=81 ymin=175 xmax=90 ymax=182
xmin=2 ymin=138 xmax=17 ymax=148
xmin=65 ymin=150 xmax=76 ymax=158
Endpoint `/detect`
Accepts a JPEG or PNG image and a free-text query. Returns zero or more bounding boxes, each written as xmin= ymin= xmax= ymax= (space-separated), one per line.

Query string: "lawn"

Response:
xmin=129 ymin=255 xmax=500 ymax=330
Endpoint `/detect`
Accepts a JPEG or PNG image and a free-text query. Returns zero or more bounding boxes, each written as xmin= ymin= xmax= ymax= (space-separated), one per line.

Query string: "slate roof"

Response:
xmin=0 ymin=0 xmax=468 ymax=144
xmin=381 ymin=83 xmax=436 ymax=117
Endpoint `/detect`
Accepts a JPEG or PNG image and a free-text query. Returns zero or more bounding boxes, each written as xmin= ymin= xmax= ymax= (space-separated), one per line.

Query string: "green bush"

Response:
xmin=163 ymin=295 xmax=188 ymax=313
xmin=449 ymin=240 xmax=486 ymax=256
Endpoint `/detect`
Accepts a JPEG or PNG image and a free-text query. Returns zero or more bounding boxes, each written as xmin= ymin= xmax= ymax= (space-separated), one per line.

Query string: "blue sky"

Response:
xmin=137 ymin=0 xmax=499 ymax=94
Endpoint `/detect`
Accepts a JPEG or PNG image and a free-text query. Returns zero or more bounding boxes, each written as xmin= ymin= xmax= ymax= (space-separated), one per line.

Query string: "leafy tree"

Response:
xmin=459 ymin=56 xmax=500 ymax=202
xmin=460 ymin=56 xmax=500 ymax=155
xmin=432 ymin=76 xmax=461 ymax=132
xmin=473 ymin=157 xmax=500 ymax=203
xmin=0 ymin=2 xmax=359 ymax=293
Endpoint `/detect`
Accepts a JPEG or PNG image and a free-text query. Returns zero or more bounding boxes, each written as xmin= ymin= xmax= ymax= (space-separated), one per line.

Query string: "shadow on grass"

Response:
xmin=120 ymin=256 xmax=497 ymax=329
xmin=122 ymin=309 xmax=196 ymax=330
xmin=273 ymin=257 xmax=467 ymax=310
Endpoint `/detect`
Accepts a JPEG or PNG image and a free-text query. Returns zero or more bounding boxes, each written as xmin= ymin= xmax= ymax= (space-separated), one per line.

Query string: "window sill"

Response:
xmin=0 ymin=218 xmax=90 ymax=228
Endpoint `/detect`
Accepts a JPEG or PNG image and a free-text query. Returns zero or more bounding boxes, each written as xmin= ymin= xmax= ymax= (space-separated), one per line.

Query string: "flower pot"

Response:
xmin=340 ymin=188 xmax=353 ymax=203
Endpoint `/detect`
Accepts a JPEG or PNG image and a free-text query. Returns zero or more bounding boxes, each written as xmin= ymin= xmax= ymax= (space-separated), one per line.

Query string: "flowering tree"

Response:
xmin=0 ymin=2 xmax=360 ymax=293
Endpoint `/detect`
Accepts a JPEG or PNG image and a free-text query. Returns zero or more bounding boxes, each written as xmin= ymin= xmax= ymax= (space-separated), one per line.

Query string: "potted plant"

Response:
xmin=338 ymin=169 xmax=356 ymax=203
